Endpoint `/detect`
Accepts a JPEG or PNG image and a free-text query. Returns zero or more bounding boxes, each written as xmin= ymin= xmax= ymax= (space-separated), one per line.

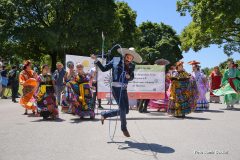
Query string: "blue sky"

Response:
xmin=122 ymin=0 xmax=240 ymax=72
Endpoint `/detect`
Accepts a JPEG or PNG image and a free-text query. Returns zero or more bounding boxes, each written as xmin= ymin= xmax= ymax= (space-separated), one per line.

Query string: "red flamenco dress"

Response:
xmin=209 ymin=71 xmax=222 ymax=103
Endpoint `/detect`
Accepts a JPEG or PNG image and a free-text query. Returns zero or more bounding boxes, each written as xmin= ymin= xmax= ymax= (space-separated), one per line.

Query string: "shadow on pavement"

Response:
xmin=193 ymin=110 xmax=204 ymax=113
xmin=107 ymin=117 xmax=182 ymax=121
xmin=232 ymin=108 xmax=240 ymax=111
xmin=108 ymin=140 xmax=175 ymax=154
xmin=185 ymin=116 xmax=210 ymax=120
xmin=221 ymin=108 xmax=240 ymax=111
xmin=202 ymin=110 xmax=224 ymax=113
xmin=107 ymin=116 xmax=210 ymax=121
xmin=27 ymin=114 xmax=40 ymax=117
xmin=146 ymin=112 xmax=166 ymax=116
xmin=70 ymin=118 xmax=99 ymax=123
xmin=31 ymin=118 xmax=65 ymax=122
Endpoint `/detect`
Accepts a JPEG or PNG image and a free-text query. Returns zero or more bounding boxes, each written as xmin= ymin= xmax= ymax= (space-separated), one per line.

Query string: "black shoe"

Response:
xmin=1 ymin=96 xmax=7 ymax=99
xmin=122 ymin=130 xmax=130 ymax=137
xmin=98 ymin=106 xmax=104 ymax=110
xmin=101 ymin=116 xmax=105 ymax=125
xmin=12 ymin=100 xmax=18 ymax=103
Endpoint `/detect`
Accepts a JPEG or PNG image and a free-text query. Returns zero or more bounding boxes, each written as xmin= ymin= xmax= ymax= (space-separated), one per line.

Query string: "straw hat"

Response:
xmin=117 ymin=47 xmax=142 ymax=63
xmin=176 ymin=61 xmax=184 ymax=67
xmin=188 ymin=60 xmax=200 ymax=65
xmin=155 ymin=59 xmax=170 ymax=65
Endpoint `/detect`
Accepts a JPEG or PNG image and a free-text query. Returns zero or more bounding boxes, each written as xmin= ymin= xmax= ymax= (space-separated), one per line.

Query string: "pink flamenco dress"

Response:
xmin=149 ymin=77 xmax=171 ymax=112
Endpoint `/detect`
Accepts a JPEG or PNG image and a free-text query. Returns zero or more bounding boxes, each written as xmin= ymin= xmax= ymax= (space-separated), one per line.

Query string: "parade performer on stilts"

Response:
xmin=91 ymin=47 xmax=142 ymax=137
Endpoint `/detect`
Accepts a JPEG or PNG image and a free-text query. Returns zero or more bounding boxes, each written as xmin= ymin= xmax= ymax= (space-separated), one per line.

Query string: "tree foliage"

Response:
xmin=115 ymin=1 xmax=139 ymax=48
xmin=177 ymin=0 xmax=240 ymax=56
xmin=138 ymin=21 xmax=183 ymax=65
xmin=202 ymin=58 xmax=240 ymax=77
xmin=0 ymin=0 xmax=125 ymax=70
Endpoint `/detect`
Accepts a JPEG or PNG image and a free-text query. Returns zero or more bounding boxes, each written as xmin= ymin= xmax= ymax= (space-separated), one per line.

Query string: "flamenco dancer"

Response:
xmin=189 ymin=61 xmax=209 ymax=111
xmin=148 ymin=59 xmax=170 ymax=112
xmin=19 ymin=60 xmax=38 ymax=115
xmin=61 ymin=61 xmax=76 ymax=113
xmin=36 ymin=64 xmax=59 ymax=119
xmin=71 ymin=63 xmax=94 ymax=117
xmin=209 ymin=66 xmax=222 ymax=103
xmin=213 ymin=60 xmax=240 ymax=109
xmin=168 ymin=61 xmax=198 ymax=118
xmin=91 ymin=47 xmax=142 ymax=137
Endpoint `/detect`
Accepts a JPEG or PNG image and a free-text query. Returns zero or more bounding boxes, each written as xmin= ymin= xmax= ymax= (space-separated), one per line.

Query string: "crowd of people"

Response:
xmin=0 ymin=56 xmax=239 ymax=122
xmin=140 ymin=59 xmax=240 ymax=117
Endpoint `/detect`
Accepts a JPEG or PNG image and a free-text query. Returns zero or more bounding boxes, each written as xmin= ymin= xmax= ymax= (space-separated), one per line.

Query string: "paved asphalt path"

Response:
xmin=0 ymin=97 xmax=239 ymax=160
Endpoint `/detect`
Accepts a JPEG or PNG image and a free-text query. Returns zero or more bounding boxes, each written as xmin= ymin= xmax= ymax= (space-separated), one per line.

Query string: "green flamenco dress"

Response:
xmin=213 ymin=68 xmax=240 ymax=105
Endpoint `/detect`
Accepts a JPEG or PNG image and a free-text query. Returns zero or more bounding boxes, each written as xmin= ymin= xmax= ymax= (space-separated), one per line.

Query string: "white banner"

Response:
xmin=98 ymin=65 xmax=165 ymax=99
xmin=65 ymin=54 xmax=95 ymax=72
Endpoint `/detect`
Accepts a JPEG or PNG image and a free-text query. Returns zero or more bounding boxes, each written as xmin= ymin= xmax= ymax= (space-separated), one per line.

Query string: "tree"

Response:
xmin=115 ymin=1 xmax=139 ymax=48
xmin=201 ymin=67 xmax=212 ymax=76
xmin=219 ymin=58 xmax=240 ymax=69
xmin=202 ymin=58 xmax=240 ymax=76
xmin=0 ymin=0 xmax=121 ymax=71
xmin=177 ymin=0 xmax=240 ymax=56
xmin=138 ymin=21 xmax=183 ymax=65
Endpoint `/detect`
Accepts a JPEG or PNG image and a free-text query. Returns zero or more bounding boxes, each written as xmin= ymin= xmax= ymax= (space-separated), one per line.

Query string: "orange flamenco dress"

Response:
xmin=19 ymin=70 xmax=38 ymax=110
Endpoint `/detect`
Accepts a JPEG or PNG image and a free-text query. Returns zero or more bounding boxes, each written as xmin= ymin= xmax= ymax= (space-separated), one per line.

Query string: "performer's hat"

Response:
xmin=23 ymin=60 xmax=31 ymax=66
xmin=67 ymin=61 xmax=74 ymax=68
xmin=117 ymin=47 xmax=142 ymax=63
xmin=23 ymin=60 xmax=32 ymax=70
xmin=176 ymin=61 xmax=184 ymax=66
xmin=188 ymin=60 xmax=200 ymax=65
xmin=155 ymin=59 xmax=170 ymax=65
